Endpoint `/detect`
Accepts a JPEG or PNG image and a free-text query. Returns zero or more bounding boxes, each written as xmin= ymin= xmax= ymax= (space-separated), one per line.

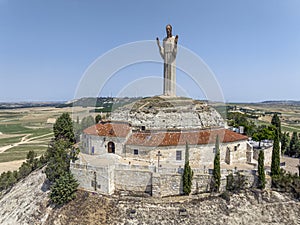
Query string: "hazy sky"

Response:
xmin=1 ymin=0 xmax=299 ymax=102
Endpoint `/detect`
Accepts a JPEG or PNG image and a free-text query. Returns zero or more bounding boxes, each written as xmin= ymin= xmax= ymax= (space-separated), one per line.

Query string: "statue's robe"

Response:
xmin=159 ymin=36 xmax=177 ymax=96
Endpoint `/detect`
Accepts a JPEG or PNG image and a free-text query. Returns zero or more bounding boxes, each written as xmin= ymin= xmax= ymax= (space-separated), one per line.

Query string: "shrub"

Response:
xmin=212 ymin=136 xmax=221 ymax=192
xmin=258 ymin=150 xmax=266 ymax=189
xmin=50 ymin=172 xmax=79 ymax=206
xmin=182 ymin=143 xmax=193 ymax=195
xmin=272 ymin=169 xmax=300 ymax=198
xmin=226 ymin=172 xmax=247 ymax=193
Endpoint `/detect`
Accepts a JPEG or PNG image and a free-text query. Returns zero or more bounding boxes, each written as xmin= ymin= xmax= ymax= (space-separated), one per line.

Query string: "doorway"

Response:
xmin=107 ymin=141 xmax=115 ymax=153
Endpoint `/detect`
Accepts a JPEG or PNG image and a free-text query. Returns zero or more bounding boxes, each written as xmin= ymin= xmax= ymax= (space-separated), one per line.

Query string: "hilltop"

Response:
xmin=0 ymin=168 xmax=299 ymax=225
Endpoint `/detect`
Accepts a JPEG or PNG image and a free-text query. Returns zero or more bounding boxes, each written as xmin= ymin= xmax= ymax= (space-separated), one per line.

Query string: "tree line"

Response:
xmin=184 ymin=113 xmax=299 ymax=198
xmin=229 ymin=112 xmax=300 ymax=157
xmin=0 ymin=150 xmax=47 ymax=193
xmin=0 ymin=112 xmax=80 ymax=205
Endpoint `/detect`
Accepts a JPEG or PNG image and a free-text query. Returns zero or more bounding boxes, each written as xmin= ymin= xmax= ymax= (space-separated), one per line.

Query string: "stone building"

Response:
xmin=70 ymin=96 xmax=263 ymax=196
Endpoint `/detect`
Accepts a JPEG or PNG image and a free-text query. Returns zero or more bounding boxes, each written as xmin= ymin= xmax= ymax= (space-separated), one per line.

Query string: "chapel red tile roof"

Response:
xmin=83 ymin=122 xmax=131 ymax=138
xmin=125 ymin=129 xmax=248 ymax=147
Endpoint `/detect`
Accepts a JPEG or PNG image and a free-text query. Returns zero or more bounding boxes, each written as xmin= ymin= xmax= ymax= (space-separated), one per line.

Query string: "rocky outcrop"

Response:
xmin=0 ymin=168 xmax=51 ymax=225
xmin=111 ymin=96 xmax=225 ymax=130
xmin=1 ymin=169 xmax=299 ymax=225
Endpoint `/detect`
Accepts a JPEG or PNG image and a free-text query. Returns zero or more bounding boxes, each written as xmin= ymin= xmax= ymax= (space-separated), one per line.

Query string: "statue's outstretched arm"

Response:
xmin=156 ymin=37 xmax=164 ymax=59
xmin=172 ymin=35 xmax=178 ymax=57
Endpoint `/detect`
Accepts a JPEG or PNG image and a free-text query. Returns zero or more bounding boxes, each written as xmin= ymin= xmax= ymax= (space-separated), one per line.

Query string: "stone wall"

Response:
xmin=71 ymin=162 xmax=155 ymax=195
xmin=150 ymin=171 xmax=260 ymax=197
xmin=70 ymin=163 xmax=115 ymax=195
xmin=114 ymin=170 xmax=152 ymax=194
xmin=81 ymin=134 xmax=126 ymax=155
xmin=125 ymin=140 xmax=249 ymax=169
xmin=71 ymin=161 xmax=264 ymax=197
xmin=253 ymin=146 xmax=273 ymax=165
xmin=226 ymin=141 xmax=248 ymax=165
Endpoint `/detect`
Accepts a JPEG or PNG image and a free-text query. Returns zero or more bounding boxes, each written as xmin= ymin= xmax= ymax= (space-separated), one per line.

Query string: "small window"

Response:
xmin=176 ymin=151 xmax=182 ymax=160
xmin=134 ymin=149 xmax=139 ymax=155
xmin=213 ymin=147 xmax=216 ymax=153
xmin=234 ymin=146 xmax=238 ymax=151
xmin=141 ymin=126 xmax=146 ymax=131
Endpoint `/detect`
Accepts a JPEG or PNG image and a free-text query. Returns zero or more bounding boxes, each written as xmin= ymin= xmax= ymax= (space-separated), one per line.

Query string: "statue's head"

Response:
xmin=166 ymin=24 xmax=172 ymax=38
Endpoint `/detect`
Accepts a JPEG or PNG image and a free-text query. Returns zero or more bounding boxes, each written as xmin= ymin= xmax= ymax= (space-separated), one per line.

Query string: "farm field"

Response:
xmin=228 ymin=102 xmax=300 ymax=133
xmin=0 ymin=106 xmax=94 ymax=172
xmin=0 ymin=101 xmax=300 ymax=173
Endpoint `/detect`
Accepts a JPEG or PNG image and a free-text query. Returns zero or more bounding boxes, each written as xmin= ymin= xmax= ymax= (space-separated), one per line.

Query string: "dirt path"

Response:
xmin=0 ymin=132 xmax=53 ymax=153
xmin=0 ymin=159 xmax=25 ymax=173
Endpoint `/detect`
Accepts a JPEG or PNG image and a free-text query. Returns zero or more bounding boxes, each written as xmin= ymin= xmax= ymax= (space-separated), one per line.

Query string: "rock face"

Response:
xmin=47 ymin=190 xmax=300 ymax=225
xmin=110 ymin=96 xmax=225 ymax=130
xmin=0 ymin=168 xmax=51 ymax=225
xmin=1 ymin=169 xmax=300 ymax=225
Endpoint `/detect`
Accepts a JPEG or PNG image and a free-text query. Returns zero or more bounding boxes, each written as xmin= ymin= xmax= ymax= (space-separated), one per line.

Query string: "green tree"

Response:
xmin=182 ymin=142 xmax=193 ymax=195
xmin=95 ymin=114 xmax=102 ymax=124
xmin=12 ymin=170 xmax=19 ymax=181
xmin=74 ymin=115 xmax=95 ymax=142
xmin=73 ymin=120 xmax=81 ymax=143
xmin=26 ymin=150 xmax=40 ymax=170
xmin=18 ymin=162 xmax=32 ymax=179
xmin=295 ymin=141 xmax=300 ymax=158
xmin=258 ymin=150 xmax=266 ymax=189
xmin=50 ymin=172 xmax=79 ymax=206
xmin=0 ymin=171 xmax=17 ymax=191
xmin=226 ymin=172 xmax=246 ymax=192
xmin=271 ymin=129 xmax=280 ymax=177
xmin=212 ymin=135 xmax=221 ymax=192
xmin=281 ymin=132 xmax=290 ymax=155
xmin=227 ymin=112 xmax=256 ymax=136
xmin=288 ymin=132 xmax=299 ymax=157
xmin=6 ymin=171 xmax=17 ymax=188
xmin=26 ymin=150 xmax=36 ymax=165
xmin=53 ymin=113 xmax=75 ymax=145
xmin=45 ymin=139 xmax=71 ymax=183
xmin=81 ymin=115 xmax=94 ymax=130
xmin=252 ymin=125 xmax=275 ymax=148
xmin=271 ymin=113 xmax=281 ymax=138
xmin=70 ymin=147 xmax=80 ymax=163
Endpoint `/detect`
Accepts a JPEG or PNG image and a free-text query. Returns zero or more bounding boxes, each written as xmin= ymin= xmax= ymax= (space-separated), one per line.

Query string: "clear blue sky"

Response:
xmin=1 ymin=0 xmax=299 ymax=102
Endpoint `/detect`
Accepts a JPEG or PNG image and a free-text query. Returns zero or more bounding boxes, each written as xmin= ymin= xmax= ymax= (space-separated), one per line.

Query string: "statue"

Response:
xmin=156 ymin=24 xmax=178 ymax=97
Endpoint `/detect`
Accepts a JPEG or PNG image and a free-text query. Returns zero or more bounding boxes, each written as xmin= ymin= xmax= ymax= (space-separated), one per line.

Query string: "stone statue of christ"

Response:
xmin=156 ymin=24 xmax=178 ymax=97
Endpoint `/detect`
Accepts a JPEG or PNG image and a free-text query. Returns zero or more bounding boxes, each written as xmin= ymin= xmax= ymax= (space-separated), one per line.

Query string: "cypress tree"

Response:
xmin=258 ymin=150 xmax=266 ymax=189
xmin=271 ymin=129 xmax=280 ymax=177
xmin=289 ymin=132 xmax=299 ymax=157
xmin=213 ymin=135 xmax=221 ymax=192
xmin=271 ymin=113 xmax=281 ymax=138
xmin=182 ymin=142 xmax=193 ymax=195
xmin=95 ymin=114 xmax=102 ymax=124
xmin=281 ymin=132 xmax=290 ymax=155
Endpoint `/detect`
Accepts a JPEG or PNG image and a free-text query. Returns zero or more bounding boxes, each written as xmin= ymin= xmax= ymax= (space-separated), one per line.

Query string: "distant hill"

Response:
xmin=259 ymin=100 xmax=300 ymax=106
xmin=57 ymin=97 xmax=142 ymax=112
xmin=0 ymin=102 xmax=64 ymax=109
